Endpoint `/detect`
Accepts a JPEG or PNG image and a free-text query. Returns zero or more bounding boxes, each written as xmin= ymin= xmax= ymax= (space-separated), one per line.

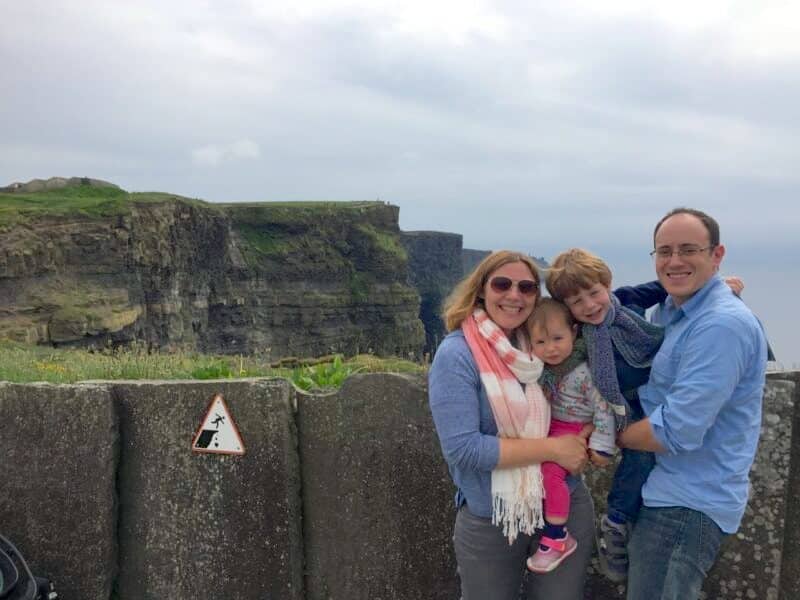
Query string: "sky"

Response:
xmin=2 ymin=1 xmax=799 ymax=364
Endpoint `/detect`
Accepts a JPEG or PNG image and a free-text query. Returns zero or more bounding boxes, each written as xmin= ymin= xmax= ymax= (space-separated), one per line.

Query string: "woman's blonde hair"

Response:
xmin=442 ymin=250 xmax=541 ymax=332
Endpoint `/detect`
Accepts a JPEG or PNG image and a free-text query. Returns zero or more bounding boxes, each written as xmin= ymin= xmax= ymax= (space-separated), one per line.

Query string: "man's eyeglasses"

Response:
xmin=488 ymin=276 xmax=539 ymax=296
xmin=650 ymin=245 xmax=715 ymax=260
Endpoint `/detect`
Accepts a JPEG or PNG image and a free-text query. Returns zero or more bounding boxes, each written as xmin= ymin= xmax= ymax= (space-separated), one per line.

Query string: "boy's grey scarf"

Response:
xmin=582 ymin=294 xmax=664 ymax=431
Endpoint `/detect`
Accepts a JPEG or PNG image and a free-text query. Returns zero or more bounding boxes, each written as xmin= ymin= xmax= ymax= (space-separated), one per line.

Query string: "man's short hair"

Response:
xmin=653 ymin=207 xmax=720 ymax=247
xmin=545 ymin=248 xmax=612 ymax=301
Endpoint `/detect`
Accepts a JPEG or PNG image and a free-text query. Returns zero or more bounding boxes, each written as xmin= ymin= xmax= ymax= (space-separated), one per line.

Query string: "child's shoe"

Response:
xmin=596 ymin=514 xmax=629 ymax=583
xmin=526 ymin=530 xmax=578 ymax=573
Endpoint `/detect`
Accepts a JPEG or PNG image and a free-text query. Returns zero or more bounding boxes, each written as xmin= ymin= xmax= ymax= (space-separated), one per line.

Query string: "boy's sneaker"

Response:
xmin=596 ymin=514 xmax=629 ymax=583
xmin=527 ymin=531 xmax=578 ymax=574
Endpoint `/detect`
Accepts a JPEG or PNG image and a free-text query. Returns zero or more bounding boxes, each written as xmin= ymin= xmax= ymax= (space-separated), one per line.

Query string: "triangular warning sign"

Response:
xmin=192 ymin=394 xmax=246 ymax=455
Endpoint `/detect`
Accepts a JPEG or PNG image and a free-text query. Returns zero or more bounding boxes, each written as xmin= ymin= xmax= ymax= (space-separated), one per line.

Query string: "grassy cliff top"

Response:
xmin=0 ymin=183 xmax=206 ymax=227
xmin=0 ymin=179 xmax=405 ymax=274
xmin=219 ymin=200 xmax=383 ymax=209
xmin=0 ymin=179 xmax=389 ymax=228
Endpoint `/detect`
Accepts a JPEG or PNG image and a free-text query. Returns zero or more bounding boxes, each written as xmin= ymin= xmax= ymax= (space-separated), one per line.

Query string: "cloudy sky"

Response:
xmin=3 ymin=1 xmax=799 ymax=363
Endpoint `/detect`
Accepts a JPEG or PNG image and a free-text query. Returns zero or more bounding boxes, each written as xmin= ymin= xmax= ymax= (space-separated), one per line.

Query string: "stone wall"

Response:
xmin=0 ymin=373 xmax=797 ymax=599
xmin=0 ymin=383 xmax=117 ymax=599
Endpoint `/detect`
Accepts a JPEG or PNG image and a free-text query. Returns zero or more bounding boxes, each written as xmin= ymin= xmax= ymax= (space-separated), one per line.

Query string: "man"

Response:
xmin=618 ymin=208 xmax=768 ymax=600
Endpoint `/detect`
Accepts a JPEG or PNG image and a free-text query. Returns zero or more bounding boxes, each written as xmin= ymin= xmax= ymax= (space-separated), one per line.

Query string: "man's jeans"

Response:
xmin=627 ymin=506 xmax=725 ymax=600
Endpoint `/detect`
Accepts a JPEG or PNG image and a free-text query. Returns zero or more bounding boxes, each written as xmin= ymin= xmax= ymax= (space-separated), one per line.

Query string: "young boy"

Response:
xmin=546 ymin=248 xmax=666 ymax=583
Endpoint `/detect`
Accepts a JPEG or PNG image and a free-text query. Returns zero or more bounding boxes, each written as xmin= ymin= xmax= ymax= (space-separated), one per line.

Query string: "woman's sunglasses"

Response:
xmin=488 ymin=276 xmax=539 ymax=296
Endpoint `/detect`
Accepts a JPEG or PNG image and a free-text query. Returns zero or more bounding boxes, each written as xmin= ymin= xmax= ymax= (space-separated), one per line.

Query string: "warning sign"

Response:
xmin=192 ymin=394 xmax=245 ymax=455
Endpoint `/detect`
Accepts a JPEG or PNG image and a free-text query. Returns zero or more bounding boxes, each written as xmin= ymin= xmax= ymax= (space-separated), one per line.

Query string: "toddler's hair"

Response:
xmin=527 ymin=298 xmax=575 ymax=337
xmin=546 ymin=248 xmax=612 ymax=301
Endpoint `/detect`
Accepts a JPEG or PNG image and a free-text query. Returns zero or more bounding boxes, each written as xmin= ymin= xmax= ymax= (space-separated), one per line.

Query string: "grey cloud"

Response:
xmin=2 ymin=2 xmax=799 ymax=227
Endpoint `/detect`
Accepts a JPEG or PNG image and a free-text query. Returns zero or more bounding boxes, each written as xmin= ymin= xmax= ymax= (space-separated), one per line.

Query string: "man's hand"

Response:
xmin=578 ymin=423 xmax=595 ymax=441
xmin=589 ymin=449 xmax=611 ymax=467
xmin=617 ymin=418 xmax=666 ymax=453
xmin=724 ymin=276 xmax=744 ymax=296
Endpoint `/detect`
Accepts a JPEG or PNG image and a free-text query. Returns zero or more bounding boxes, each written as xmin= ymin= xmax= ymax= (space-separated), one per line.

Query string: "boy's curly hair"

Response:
xmin=546 ymin=248 xmax=612 ymax=301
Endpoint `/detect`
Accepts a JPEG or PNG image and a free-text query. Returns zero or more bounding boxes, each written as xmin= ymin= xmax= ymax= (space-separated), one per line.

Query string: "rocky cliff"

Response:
xmin=401 ymin=231 xmax=463 ymax=354
xmin=461 ymin=248 xmax=491 ymax=276
xmin=0 ymin=180 xmax=424 ymax=358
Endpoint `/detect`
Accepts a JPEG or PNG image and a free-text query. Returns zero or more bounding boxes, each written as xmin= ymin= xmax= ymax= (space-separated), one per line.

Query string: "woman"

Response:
xmin=429 ymin=250 xmax=593 ymax=600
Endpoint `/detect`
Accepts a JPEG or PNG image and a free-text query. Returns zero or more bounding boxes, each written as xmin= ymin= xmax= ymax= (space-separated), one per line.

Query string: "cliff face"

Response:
xmin=215 ymin=202 xmax=424 ymax=357
xmin=0 ymin=183 xmax=424 ymax=359
xmin=461 ymin=248 xmax=491 ymax=276
xmin=401 ymin=231 xmax=463 ymax=354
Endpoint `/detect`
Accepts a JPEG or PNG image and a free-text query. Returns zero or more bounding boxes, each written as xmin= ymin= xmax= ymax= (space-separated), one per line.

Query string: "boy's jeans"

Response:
xmin=627 ymin=505 xmax=725 ymax=600
xmin=606 ymin=448 xmax=655 ymax=522
xmin=606 ymin=396 xmax=655 ymax=523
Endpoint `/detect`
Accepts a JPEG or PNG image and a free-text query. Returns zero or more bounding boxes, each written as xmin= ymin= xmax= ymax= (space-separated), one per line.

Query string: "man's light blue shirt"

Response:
xmin=639 ymin=275 xmax=767 ymax=533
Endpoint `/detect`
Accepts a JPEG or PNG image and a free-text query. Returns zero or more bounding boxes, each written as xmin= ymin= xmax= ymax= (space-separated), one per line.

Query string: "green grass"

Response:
xmin=236 ymin=224 xmax=293 ymax=256
xmin=224 ymin=202 xmax=386 ymax=233
xmin=205 ymin=201 xmax=399 ymax=270
xmin=0 ymin=182 xmax=385 ymax=229
xmin=0 ymin=341 xmax=425 ymax=390
xmin=0 ymin=184 xmax=214 ymax=229
xmin=219 ymin=201 xmax=382 ymax=210
xmin=356 ymin=223 xmax=408 ymax=260
xmin=1 ymin=184 xmax=393 ymax=255
xmin=349 ymin=272 xmax=370 ymax=302
xmin=291 ymin=354 xmax=359 ymax=391
xmin=0 ymin=185 xmax=128 ymax=226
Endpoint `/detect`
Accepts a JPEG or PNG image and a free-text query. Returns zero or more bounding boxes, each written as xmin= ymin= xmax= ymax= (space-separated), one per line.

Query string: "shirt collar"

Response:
xmin=662 ymin=274 xmax=723 ymax=321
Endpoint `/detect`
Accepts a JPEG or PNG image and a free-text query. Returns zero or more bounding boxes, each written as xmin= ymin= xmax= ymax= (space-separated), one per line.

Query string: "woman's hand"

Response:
xmin=497 ymin=424 xmax=594 ymax=470
xmin=589 ymin=449 xmax=611 ymax=467
xmin=550 ymin=423 xmax=593 ymax=475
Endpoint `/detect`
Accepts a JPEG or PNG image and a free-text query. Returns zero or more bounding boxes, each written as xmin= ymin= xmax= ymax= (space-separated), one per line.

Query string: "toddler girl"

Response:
xmin=525 ymin=298 xmax=615 ymax=573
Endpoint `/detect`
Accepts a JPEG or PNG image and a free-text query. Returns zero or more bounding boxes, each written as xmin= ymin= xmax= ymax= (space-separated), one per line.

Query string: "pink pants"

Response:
xmin=542 ymin=419 xmax=585 ymax=520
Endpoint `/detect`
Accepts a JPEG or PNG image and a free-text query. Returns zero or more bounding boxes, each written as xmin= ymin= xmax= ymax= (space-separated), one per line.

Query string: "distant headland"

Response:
xmin=0 ymin=176 xmax=546 ymax=359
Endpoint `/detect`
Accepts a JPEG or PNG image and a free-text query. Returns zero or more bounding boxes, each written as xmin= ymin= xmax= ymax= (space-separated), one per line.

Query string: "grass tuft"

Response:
xmin=0 ymin=342 xmax=425 ymax=390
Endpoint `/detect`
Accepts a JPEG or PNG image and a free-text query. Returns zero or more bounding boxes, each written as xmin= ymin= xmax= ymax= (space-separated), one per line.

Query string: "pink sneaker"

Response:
xmin=526 ymin=531 xmax=578 ymax=573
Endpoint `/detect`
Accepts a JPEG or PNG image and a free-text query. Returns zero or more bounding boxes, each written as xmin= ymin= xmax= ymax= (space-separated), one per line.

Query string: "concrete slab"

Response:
xmin=0 ymin=382 xmax=117 ymax=600
xmin=298 ymin=373 xmax=459 ymax=600
xmin=112 ymin=379 xmax=302 ymax=600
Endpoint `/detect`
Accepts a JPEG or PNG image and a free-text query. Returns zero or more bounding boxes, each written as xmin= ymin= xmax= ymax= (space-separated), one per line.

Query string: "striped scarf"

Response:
xmin=462 ymin=308 xmax=550 ymax=543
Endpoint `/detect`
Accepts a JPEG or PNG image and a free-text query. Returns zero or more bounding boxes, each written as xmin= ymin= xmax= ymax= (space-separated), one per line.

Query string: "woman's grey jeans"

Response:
xmin=453 ymin=479 xmax=594 ymax=600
